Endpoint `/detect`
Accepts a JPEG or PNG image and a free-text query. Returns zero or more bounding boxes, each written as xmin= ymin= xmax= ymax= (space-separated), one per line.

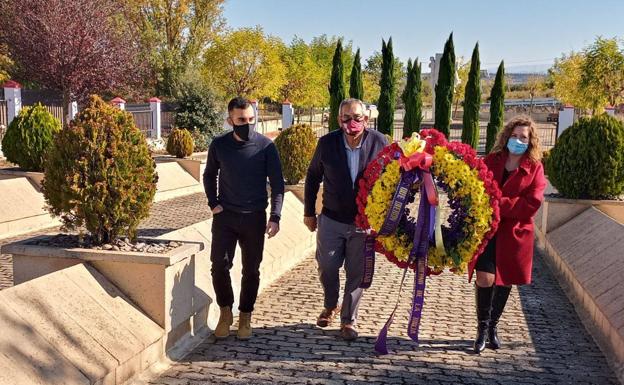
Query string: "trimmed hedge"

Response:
xmin=274 ymin=124 xmax=317 ymax=185
xmin=1 ymin=103 xmax=61 ymax=171
xmin=166 ymin=128 xmax=194 ymax=158
xmin=43 ymin=95 xmax=157 ymax=244
xmin=546 ymin=113 xmax=624 ymax=199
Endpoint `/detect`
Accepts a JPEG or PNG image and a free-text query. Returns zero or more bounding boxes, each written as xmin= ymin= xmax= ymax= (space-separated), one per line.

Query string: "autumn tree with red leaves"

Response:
xmin=0 ymin=0 xmax=145 ymax=121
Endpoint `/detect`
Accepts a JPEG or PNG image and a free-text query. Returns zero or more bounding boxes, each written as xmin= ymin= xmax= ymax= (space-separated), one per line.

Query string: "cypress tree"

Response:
xmin=402 ymin=58 xmax=424 ymax=137
xmin=401 ymin=59 xmax=413 ymax=137
xmin=462 ymin=42 xmax=481 ymax=150
xmin=329 ymin=40 xmax=345 ymax=131
xmin=402 ymin=59 xmax=413 ymax=104
xmin=349 ymin=48 xmax=364 ymax=100
xmin=486 ymin=61 xmax=505 ymax=153
xmin=435 ymin=33 xmax=456 ymax=138
xmin=413 ymin=60 xmax=423 ymax=133
xmin=378 ymin=38 xmax=396 ymax=136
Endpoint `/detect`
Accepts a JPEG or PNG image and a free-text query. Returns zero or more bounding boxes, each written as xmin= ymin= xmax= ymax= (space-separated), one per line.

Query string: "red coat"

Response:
xmin=469 ymin=151 xmax=547 ymax=285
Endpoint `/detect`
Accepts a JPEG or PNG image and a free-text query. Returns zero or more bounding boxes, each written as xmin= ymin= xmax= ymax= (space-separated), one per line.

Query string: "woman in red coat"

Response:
xmin=469 ymin=116 xmax=547 ymax=353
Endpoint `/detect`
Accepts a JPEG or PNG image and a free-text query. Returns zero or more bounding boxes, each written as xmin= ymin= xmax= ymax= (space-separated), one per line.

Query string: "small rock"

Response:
xmin=112 ymin=245 xmax=120 ymax=251
xmin=135 ymin=242 xmax=146 ymax=250
xmin=102 ymin=244 xmax=113 ymax=250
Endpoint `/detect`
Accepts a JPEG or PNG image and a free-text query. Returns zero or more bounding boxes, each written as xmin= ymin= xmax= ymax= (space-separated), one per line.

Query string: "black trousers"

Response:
xmin=210 ymin=210 xmax=266 ymax=313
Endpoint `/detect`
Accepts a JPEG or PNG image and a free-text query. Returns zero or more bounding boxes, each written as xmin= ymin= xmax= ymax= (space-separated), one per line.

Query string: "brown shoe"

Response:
xmin=340 ymin=324 xmax=358 ymax=341
xmin=316 ymin=306 xmax=340 ymax=327
xmin=237 ymin=312 xmax=252 ymax=340
xmin=214 ymin=306 xmax=233 ymax=339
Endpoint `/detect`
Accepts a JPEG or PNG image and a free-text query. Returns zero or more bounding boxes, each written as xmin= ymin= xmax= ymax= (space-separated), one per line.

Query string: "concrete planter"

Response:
xmin=535 ymin=198 xmax=624 ymax=382
xmin=153 ymin=156 xmax=204 ymax=202
xmin=0 ymin=168 xmax=44 ymax=190
xmin=153 ymin=155 xmax=203 ymax=182
xmin=0 ymin=172 xmax=59 ymax=239
xmin=1 ymin=237 xmax=206 ymax=351
xmin=536 ymin=195 xmax=624 ymax=236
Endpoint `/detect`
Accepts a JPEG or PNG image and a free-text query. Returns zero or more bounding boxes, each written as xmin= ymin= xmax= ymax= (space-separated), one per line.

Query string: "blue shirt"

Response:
xmin=343 ymin=134 xmax=363 ymax=187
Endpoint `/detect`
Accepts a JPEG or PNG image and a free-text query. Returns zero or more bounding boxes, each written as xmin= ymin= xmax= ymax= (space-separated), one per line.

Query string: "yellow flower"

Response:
xmin=363 ymin=141 xmax=496 ymax=274
xmin=399 ymin=133 xmax=426 ymax=156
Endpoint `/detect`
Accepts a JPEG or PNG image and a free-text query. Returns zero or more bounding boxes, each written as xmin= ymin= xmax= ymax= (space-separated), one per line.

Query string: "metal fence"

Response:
xmin=388 ymin=122 xmax=557 ymax=154
xmin=161 ymin=111 xmax=174 ymax=136
xmin=130 ymin=111 xmax=153 ymax=137
xmin=126 ymin=105 xmax=175 ymax=137
xmin=255 ymin=106 xmax=329 ymax=136
xmin=23 ymin=104 xmax=65 ymax=126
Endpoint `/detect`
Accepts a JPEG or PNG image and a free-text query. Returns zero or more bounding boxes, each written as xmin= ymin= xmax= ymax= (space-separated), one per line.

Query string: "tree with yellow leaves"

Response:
xmin=202 ymin=27 xmax=287 ymax=100
xmin=126 ymin=0 xmax=225 ymax=97
xmin=549 ymin=52 xmax=592 ymax=111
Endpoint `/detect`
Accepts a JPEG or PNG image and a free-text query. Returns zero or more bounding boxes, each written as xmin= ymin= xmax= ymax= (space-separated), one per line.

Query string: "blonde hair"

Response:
xmin=491 ymin=115 xmax=542 ymax=162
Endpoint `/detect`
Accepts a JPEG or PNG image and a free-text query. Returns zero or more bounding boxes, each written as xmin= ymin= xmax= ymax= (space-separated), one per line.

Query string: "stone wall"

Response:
xmin=536 ymin=200 xmax=624 ymax=382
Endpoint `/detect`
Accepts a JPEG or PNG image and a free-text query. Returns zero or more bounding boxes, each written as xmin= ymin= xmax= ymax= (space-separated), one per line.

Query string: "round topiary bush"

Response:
xmin=166 ymin=128 xmax=194 ymax=158
xmin=42 ymin=95 xmax=157 ymax=244
xmin=1 ymin=103 xmax=61 ymax=171
xmin=274 ymin=123 xmax=317 ymax=185
xmin=546 ymin=113 xmax=624 ymax=199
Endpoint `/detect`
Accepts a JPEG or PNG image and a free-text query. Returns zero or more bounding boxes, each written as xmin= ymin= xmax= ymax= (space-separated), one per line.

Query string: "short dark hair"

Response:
xmin=227 ymin=97 xmax=251 ymax=112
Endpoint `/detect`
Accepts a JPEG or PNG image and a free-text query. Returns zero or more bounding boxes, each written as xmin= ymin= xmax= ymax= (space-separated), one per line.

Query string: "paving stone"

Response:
xmin=1 ymin=194 xmax=620 ymax=384
xmin=147 ymin=241 xmax=619 ymax=384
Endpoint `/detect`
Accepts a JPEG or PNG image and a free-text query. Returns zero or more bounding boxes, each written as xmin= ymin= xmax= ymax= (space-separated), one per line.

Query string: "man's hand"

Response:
xmin=212 ymin=205 xmax=224 ymax=215
xmin=266 ymin=221 xmax=279 ymax=238
xmin=304 ymin=216 xmax=317 ymax=232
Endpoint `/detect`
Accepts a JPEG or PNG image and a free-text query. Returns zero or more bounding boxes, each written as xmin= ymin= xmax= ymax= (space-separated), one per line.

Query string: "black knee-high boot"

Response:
xmin=473 ymin=285 xmax=494 ymax=354
xmin=488 ymin=285 xmax=511 ymax=349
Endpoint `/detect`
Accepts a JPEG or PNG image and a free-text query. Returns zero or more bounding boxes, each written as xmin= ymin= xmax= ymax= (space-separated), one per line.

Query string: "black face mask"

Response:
xmin=233 ymin=123 xmax=250 ymax=141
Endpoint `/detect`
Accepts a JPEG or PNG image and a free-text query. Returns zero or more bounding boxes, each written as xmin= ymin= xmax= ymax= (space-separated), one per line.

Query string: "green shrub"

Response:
xmin=190 ymin=129 xmax=210 ymax=152
xmin=274 ymin=124 xmax=317 ymax=185
xmin=541 ymin=149 xmax=551 ymax=174
xmin=42 ymin=95 xmax=157 ymax=244
xmin=1 ymin=103 xmax=61 ymax=171
xmin=173 ymin=82 xmax=223 ymax=141
xmin=166 ymin=128 xmax=194 ymax=158
xmin=546 ymin=113 xmax=624 ymax=199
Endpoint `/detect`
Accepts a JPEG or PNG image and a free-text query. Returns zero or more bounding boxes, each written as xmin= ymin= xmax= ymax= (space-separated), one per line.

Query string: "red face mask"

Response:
xmin=342 ymin=119 xmax=365 ymax=136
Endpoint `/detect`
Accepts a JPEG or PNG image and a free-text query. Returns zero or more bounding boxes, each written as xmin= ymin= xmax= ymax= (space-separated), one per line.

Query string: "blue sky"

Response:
xmin=223 ymin=0 xmax=624 ymax=73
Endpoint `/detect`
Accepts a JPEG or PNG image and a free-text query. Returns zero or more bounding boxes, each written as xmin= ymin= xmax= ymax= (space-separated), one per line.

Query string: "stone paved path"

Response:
xmin=148 ymin=247 xmax=619 ymax=385
xmin=1 ymin=194 xmax=620 ymax=384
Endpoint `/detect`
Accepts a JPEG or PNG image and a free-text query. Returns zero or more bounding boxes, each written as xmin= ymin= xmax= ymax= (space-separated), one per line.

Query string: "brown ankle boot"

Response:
xmin=237 ymin=312 xmax=252 ymax=340
xmin=214 ymin=306 xmax=233 ymax=339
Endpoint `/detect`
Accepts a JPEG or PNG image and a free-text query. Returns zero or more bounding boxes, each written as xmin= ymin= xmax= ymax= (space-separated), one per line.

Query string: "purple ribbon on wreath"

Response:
xmin=360 ymin=152 xmax=438 ymax=355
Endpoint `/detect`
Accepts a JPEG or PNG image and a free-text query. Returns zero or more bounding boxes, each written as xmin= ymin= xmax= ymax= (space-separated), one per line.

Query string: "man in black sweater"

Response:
xmin=304 ymin=98 xmax=388 ymax=340
xmin=203 ymin=97 xmax=285 ymax=340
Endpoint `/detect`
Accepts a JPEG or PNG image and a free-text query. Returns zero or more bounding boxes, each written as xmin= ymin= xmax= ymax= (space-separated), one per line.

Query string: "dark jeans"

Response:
xmin=210 ymin=210 xmax=266 ymax=313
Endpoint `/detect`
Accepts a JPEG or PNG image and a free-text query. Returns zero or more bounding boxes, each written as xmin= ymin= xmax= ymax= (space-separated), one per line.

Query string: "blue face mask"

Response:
xmin=507 ymin=138 xmax=529 ymax=155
